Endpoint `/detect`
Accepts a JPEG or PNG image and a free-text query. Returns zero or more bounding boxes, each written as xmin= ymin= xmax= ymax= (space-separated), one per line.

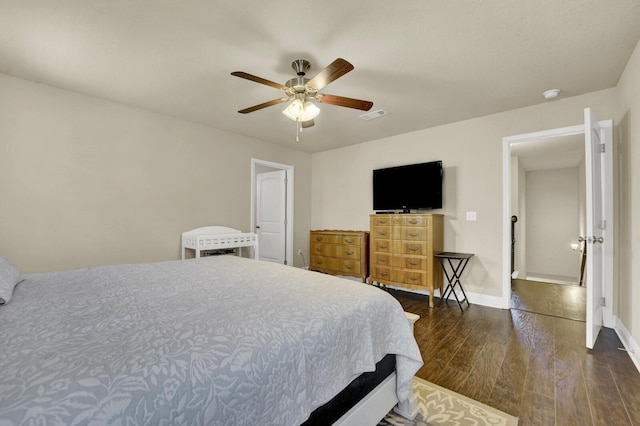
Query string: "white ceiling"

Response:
xmin=1 ymin=1 xmax=639 ymax=154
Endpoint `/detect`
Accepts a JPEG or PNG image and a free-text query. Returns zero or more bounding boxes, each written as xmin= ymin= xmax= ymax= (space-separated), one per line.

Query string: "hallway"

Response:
xmin=511 ymin=278 xmax=586 ymax=321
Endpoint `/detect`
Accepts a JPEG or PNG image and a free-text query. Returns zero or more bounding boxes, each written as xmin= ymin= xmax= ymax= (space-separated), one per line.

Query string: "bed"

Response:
xmin=0 ymin=254 xmax=423 ymax=425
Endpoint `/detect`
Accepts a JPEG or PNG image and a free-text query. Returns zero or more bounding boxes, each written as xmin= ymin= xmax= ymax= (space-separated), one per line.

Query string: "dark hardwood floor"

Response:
xmin=388 ymin=288 xmax=640 ymax=426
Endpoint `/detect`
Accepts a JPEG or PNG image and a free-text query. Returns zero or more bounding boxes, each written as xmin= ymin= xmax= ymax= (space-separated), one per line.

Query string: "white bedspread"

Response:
xmin=0 ymin=256 xmax=422 ymax=425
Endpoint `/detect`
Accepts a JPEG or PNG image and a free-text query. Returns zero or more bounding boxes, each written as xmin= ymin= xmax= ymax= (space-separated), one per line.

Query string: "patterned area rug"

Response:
xmin=379 ymin=377 xmax=518 ymax=426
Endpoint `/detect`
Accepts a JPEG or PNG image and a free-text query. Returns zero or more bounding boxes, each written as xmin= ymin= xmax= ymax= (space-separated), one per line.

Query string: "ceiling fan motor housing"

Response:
xmin=291 ymin=59 xmax=311 ymax=76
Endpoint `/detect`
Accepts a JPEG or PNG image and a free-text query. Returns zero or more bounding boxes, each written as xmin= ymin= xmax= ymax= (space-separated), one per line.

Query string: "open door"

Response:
xmin=584 ymin=108 xmax=605 ymax=349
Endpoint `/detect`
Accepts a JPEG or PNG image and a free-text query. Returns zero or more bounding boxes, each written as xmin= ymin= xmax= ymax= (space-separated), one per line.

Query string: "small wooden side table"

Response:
xmin=434 ymin=252 xmax=475 ymax=312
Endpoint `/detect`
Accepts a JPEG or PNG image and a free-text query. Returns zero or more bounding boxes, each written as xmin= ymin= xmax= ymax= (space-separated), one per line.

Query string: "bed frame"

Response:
xmin=181 ymin=226 xmax=258 ymax=259
xmin=304 ymin=311 xmax=421 ymax=425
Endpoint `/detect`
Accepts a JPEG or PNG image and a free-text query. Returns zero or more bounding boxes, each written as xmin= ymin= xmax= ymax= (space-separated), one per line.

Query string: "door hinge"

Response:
xmin=600 ymin=143 xmax=606 ymax=153
xmin=601 ymin=297 xmax=606 ymax=307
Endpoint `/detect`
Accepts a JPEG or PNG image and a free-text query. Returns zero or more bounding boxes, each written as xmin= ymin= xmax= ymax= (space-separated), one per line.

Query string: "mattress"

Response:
xmin=0 ymin=255 xmax=422 ymax=425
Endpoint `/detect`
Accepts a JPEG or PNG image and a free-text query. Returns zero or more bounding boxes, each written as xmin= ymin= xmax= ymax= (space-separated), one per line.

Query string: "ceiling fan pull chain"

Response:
xmin=296 ymin=121 xmax=300 ymax=142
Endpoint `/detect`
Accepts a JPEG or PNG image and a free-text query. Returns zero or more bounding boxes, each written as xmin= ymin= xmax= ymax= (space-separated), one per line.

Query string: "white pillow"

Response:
xmin=0 ymin=255 xmax=23 ymax=305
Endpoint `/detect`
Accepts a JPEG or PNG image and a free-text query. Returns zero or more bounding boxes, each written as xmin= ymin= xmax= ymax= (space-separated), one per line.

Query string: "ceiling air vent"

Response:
xmin=359 ymin=109 xmax=389 ymax=121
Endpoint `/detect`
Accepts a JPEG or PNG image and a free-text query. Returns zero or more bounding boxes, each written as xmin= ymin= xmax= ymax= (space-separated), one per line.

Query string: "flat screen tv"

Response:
xmin=373 ymin=161 xmax=443 ymax=211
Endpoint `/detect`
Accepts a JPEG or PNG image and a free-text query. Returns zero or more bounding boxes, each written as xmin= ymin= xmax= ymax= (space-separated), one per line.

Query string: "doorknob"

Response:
xmin=255 ymin=225 xmax=260 ymax=229
xmin=578 ymin=236 xmax=586 ymax=243
xmin=593 ymin=236 xmax=604 ymax=244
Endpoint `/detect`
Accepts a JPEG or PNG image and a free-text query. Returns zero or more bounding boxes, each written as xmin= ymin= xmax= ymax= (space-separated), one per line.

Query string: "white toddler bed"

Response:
xmin=181 ymin=226 xmax=258 ymax=259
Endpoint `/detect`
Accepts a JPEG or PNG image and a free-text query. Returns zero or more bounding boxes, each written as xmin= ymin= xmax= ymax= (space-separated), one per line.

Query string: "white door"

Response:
xmin=584 ymin=108 xmax=605 ymax=349
xmin=256 ymin=170 xmax=287 ymax=264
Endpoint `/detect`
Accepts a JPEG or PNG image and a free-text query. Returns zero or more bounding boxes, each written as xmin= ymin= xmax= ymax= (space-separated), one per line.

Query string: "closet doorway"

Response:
xmin=250 ymin=159 xmax=294 ymax=265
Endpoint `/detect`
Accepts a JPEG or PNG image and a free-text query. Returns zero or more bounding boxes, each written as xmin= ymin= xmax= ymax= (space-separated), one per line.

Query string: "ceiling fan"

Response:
xmin=231 ymin=58 xmax=373 ymax=132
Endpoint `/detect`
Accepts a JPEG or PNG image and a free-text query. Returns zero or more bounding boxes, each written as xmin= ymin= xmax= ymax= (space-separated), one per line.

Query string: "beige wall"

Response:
xmin=311 ymin=89 xmax=619 ymax=303
xmin=0 ymin=74 xmax=311 ymax=272
xmin=525 ymin=167 xmax=580 ymax=279
xmin=615 ymin=38 xmax=640 ymax=352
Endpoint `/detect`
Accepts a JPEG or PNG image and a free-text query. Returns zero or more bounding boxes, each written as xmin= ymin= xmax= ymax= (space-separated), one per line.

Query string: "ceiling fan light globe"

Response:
xmin=301 ymin=102 xmax=320 ymax=121
xmin=282 ymin=108 xmax=296 ymax=121
xmin=285 ymin=99 xmax=305 ymax=119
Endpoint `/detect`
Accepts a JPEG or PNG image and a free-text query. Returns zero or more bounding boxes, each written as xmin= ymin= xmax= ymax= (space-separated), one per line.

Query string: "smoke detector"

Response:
xmin=543 ymin=89 xmax=560 ymax=99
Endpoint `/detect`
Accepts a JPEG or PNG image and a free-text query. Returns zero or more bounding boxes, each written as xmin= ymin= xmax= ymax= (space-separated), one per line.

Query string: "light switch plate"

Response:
xmin=466 ymin=211 xmax=477 ymax=221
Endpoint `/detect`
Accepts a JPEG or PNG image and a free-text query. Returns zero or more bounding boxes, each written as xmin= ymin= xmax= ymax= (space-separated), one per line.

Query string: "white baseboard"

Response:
xmin=615 ymin=317 xmax=640 ymax=374
xmin=464 ymin=292 xmax=508 ymax=309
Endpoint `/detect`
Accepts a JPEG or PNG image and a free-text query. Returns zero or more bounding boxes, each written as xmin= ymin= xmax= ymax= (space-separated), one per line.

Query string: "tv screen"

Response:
xmin=373 ymin=161 xmax=443 ymax=211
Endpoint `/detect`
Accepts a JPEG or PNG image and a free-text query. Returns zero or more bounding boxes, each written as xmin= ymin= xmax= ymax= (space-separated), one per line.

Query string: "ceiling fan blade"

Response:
xmin=238 ymin=98 xmax=288 ymax=114
xmin=307 ymin=58 xmax=354 ymax=90
xmin=301 ymin=119 xmax=315 ymax=128
xmin=231 ymin=71 xmax=287 ymax=91
xmin=317 ymin=94 xmax=373 ymax=111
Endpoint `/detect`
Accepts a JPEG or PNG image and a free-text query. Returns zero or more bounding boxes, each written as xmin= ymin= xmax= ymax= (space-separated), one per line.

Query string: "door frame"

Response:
xmin=250 ymin=158 xmax=294 ymax=266
xmin=501 ymin=120 xmax=614 ymax=329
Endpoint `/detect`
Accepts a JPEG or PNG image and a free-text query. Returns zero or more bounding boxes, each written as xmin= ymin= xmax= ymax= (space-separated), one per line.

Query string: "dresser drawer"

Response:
xmin=312 ymin=243 xmax=342 ymax=257
xmin=403 ymin=215 xmax=427 ymax=226
xmin=341 ymin=235 xmax=361 ymax=246
xmin=341 ymin=246 xmax=361 ymax=259
xmin=371 ymin=265 xmax=392 ymax=281
xmin=373 ymin=240 xmax=392 ymax=253
xmin=339 ymin=260 xmax=361 ymax=274
xmin=401 ymin=227 xmax=427 ymax=241
xmin=401 ymin=241 xmax=428 ymax=255
xmin=393 ymin=256 xmax=425 ymax=270
xmin=393 ymin=270 xmax=426 ymax=286
xmin=371 ymin=253 xmax=392 ymax=266
xmin=371 ymin=216 xmax=401 ymax=226
xmin=310 ymin=256 xmax=338 ymax=270
xmin=372 ymin=226 xmax=392 ymax=239
xmin=311 ymin=233 xmax=340 ymax=244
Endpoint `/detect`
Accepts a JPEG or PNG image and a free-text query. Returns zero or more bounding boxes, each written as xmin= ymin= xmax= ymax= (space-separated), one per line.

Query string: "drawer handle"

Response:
xmin=315 ymin=260 xmax=323 ymax=265
xmin=408 ymin=246 xmax=420 ymax=252
xmin=379 ymin=244 xmax=388 ymax=249
xmin=315 ymin=237 xmax=323 ymax=241
xmin=344 ymin=238 xmax=354 ymax=243
xmin=379 ymin=219 xmax=388 ymax=224
xmin=345 ymin=250 xmax=355 ymax=256
xmin=344 ymin=264 xmax=354 ymax=270
xmin=408 ymin=219 xmax=419 ymax=224
xmin=408 ymin=275 xmax=420 ymax=281
xmin=379 ymin=257 xmax=388 ymax=263
xmin=409 ymin=232 xmax=420 ymax=237
xmin=378 ymin=231 xmax=388 ymax=236
xmin=379 ymin=270 xmax=389 ymax=277
xmin=407 ymin=260 xmax=420 ymax=266
xmin=315 ymin=247 xmax=323 ymax=252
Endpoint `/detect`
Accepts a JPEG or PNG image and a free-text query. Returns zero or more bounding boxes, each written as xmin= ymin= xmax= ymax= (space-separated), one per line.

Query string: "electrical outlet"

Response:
xmin=298 ymin=249 xmax=303 ymax=256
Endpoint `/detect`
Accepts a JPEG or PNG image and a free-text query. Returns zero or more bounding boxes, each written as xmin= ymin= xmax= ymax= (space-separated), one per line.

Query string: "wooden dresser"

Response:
xmin=309 ymin=230 xmax=369 ymax=282
xmin=369 ymin=214 xmax=444 ymax=307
